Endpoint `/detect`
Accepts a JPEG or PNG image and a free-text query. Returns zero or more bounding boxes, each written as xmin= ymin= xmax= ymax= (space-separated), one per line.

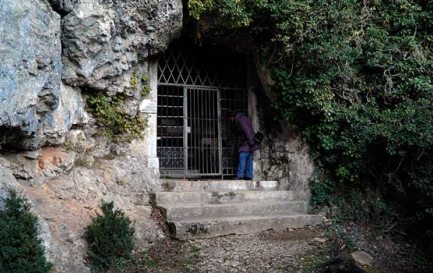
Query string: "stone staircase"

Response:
xmin=153 ymin=179 xmax=322 ymax=240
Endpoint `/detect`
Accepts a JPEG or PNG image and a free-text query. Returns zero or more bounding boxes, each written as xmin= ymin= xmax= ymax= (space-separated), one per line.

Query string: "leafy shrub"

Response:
xmin=189 ymin=0 xmax=433 ymax=249
xmin=86 ymin=94 xmax=148 ymax=143
xmin=85 ymin=201 xmax=135 ymax=272
xmin=309 ymin=171 xmax=335 ymax=208
xmin=0 ymin=190 xmax=52 ymax=273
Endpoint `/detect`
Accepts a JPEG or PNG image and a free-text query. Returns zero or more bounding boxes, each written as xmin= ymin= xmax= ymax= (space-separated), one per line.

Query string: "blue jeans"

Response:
xmin=236 ymin=152 xmax=253 ymax=179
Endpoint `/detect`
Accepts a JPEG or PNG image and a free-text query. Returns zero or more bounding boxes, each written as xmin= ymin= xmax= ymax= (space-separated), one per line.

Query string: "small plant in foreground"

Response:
xmin=85 ymin=201 xmax=135 ymax=272
xmin=0 ymin=190 xmax=52 ymax=273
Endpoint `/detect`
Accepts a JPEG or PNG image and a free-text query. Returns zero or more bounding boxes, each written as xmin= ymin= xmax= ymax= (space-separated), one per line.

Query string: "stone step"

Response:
xmin=155 ymin=190 xmax=296 ymax=205
xmin=159 ymin=201 xmax=308 ymax=222
xmin=160 ymin=179 xmax=278 ymax=192
xmin=169 ymin=214 xmax=323 ymax=240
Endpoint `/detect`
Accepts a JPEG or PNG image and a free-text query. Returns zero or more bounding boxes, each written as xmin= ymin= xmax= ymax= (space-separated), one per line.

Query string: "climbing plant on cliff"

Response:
xmin=86 ymin=93 xmax=148 ymax=143
xmin=188 ymin=0 xmax=433 ymax=249
xmin=0 ymin=190 xmax=53 ymax=273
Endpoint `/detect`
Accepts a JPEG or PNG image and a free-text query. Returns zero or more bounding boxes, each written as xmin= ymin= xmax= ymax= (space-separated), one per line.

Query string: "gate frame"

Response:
xmin=157 ymin=82 xmax=246 ymax=178
xmin=154 ymin=42 xmax=255 ymax=178
xmin=182 ymin=85 xmax=222 ymax=177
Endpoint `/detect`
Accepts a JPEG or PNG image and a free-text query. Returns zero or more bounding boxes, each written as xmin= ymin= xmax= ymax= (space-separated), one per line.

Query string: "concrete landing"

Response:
xmin=171 ymin=214 xmax=323 ymax=240
xmin=154 ymin=179 xmax=322 ymax=239
xmin=155 ymin=190 xmax=296 ymax=204
xmin=160 ymin=179 xmax=278 ymax=192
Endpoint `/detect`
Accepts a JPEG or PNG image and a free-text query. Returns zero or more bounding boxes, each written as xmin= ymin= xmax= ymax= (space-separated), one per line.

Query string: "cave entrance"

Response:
xmin=157 ymin=41 xmax=247 ymax=178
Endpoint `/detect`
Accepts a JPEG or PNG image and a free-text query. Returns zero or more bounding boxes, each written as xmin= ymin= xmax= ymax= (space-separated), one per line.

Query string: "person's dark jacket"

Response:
xmin=235 ymin=112 xmax=256 ymax=153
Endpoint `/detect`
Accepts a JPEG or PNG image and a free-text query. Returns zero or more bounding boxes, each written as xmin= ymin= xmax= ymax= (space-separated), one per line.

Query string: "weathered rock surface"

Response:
xmin=0 ymin=0 xmax=64 ymax=150
xmin=0 ymin=139 xmax=164 ymax=273
xmin=21 ymin=167 xmax=162 ymax=273
xmin=49 ymin=0 xmax=78 ymax=15
xmin=0 ymin=0 xmax=180 ymax=265
xmin=0 ymin=1 xmax=87 ymax=150
xmin=0 ymin=165 xmax=21 ymax=209
xmin=256 ymin=130 xmax=313 ymax=199
xmin=0 ymin=0 xmax=181 ymax=150
xmin=0 ymin=147 xmax=76 ymax=180
xmin=252 ymin=59 xmax=313 ymax=199
xmin=48 ymin=84 xmax=88 ymax=145
xmin=351 ymin=250 xmax=374 ymax=266
xmin=61 ymin=0 xmax=183 ymax=93
xmin=0 ymin=165 xmax=67 ymax=273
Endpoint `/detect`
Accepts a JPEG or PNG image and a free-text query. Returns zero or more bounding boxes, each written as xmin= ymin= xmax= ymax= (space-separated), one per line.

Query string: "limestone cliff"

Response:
xmin=0 ymin=0 xmax=182 ymax=272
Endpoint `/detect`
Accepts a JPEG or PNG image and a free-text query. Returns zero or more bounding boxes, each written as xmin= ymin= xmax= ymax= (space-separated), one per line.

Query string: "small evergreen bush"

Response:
xmin=0 ymin=190 xmax=52 ymax=273
xmin=85 ymin=201 xmax=135 ymax=272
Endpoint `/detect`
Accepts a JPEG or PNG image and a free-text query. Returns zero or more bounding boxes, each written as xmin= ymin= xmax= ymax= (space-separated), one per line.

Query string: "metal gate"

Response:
xmin=157 ymin=42 xmax=247 ymax=177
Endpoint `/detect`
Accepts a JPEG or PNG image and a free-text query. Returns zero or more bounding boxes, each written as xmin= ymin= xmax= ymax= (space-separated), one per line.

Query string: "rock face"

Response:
xmin=0 ymin=139 xmax=164 ymax=273
xmin=255 ymin=132 xmax=313 ymax=199
xmin=0 ymin=0 xmax=63 ymax=150
xmin=0 ymin=165 xmax=65 ymax=273
xmin=61 ymin=0 xmax=183 ymax=93
xmin=0 ymin=0 xmax=182 ymax=150
xmin=351 ymin=251 xmax=374 ymax=266
xmin=0 ymin=0 xmax=183 ymax=272
xmin=0 ymin=165 xmax=20 ymax=209
xmin=22 ymin=161 xmax=163 ymax=273
xmin=49 ymin=0 xmax=78 ymax=15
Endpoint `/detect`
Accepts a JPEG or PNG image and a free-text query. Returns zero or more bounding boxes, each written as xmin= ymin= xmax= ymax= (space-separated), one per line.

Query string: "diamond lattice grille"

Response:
xmin=158 ymin=44 xmax=246 ymax=89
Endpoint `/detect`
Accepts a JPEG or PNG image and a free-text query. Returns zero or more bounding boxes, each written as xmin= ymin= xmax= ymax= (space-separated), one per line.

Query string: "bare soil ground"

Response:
xmin=122 ymin=225 xmax=432 ymax=273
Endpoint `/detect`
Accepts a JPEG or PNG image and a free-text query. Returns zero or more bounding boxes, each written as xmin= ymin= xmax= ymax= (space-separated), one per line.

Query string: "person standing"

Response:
xmin=229 ymin=111 xmax=259 ymax=180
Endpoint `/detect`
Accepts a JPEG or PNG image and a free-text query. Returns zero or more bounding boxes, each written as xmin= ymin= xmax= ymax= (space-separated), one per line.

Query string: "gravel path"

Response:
xmin=188 ymin=232 xmax=317 ymax=272
xmin=143 ymin=225 xmax=433 ymax=273
xmin=147 ymin=228 xmax=322 ymax=273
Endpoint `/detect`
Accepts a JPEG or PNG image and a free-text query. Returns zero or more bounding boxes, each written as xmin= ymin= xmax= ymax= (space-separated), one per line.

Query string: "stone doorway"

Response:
xmin=157 ymin=41 xmax=247 ymax=178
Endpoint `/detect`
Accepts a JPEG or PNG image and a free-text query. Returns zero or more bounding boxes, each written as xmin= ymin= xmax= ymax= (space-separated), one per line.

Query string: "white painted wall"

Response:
xmin=139 ymin=62 xmax=159 ymax=173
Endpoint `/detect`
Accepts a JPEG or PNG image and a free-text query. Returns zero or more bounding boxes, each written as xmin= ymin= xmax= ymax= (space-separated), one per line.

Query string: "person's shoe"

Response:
xmin=244 ymin=177 xmax=253 ymax=181
xmin=232 ymin=177 xmax=244 ymax=180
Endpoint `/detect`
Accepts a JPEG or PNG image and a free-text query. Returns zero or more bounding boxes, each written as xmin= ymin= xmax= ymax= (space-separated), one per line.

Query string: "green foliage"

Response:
xmin=189 ymin=0 xmax=433 ymax=247
xmin=86 ymin=94 xmax=148 ymax=143
xmin=140 ymin=74 xmax=151 ymax=98
xmin=189 ymin=0 xmax=253 ymax=27
xmin=189 ymin=0 xmax=214 ymax=20
xmin=130 ymin=73 xmax=150 ymax=98
xmin=310 ymin=171 xmax=335 ymax=208
xmin=85 ymin=201 xmax=135 ymax=272
xmin=332 ymin=190 xmax=397 ymax=226
xmin=0 ymin=190 xmax=52 ymax=273
xmin=130 ymin=74 xmax=138 ymax=90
